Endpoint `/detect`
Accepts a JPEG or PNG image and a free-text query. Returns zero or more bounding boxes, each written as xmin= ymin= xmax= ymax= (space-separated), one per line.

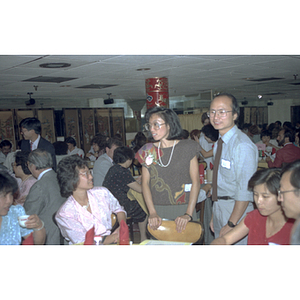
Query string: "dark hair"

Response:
xmin=132 ymin=132 xmax=147 ymax=153
xmin=91 ymin=134 xmax=107 ymax=150
xmin=275 ymin=120 xmax=282 ymax=127
xmin=113 ymin=146 xmax=134 ymax=164
xmin=180 ymin=129 xmax=190 ymax=140
xmin=0 ymin=171 xmax=19 ymax=196
xmin=57 ymin=155 xmax=89 ymax=198
xmin=53 ymin=141 xmax=68 ymax=155
xmin=283 ymin=121 xmax=293 ymax=130
xmin=190 ymin=129 xmax=201 ymax=140
xmin=281 ymin=159 xmax=300 ymax=195
xmin=65 ymin=136 xmax=76 ymax=147
xmin=28 ymin=149 xmax=53 ymax=170
xmin=106 ymin=137 xmax=123 ymax=149
xmin=15 ymin=151 xmax=31 ymax=175
xmin=19 ymin=117 xmax=41 ymax=134
xmin=201 ymin=112 xmax=209 ymax=125
xmin=248 ymin=168 xmax=281 ymax=196
xmin=249 ymin=124 xmax=259 ymax=135
xmin=201 ymin=124 xmax=219 ymax=142
xmin=0 ymin=140 xmax=12 ymax=149
xmin=260 ymin=130 xmax=272 ymax=139
xmin=145 ymin=106 xmax=183 ymax=141
xmin=213 ymin=92 xmax=240 ymax=122
xmin=282 ymin=128 xmax=295 ymax=143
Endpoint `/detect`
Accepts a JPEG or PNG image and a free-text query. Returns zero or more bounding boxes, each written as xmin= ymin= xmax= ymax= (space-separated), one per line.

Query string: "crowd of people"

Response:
xmin=1 ymin=99 xmax=300 ymax=245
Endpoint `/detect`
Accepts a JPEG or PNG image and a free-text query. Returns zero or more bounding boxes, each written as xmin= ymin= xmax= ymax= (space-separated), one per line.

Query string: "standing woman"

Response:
xmin=135 ymin=107 xmax=200 ymax=232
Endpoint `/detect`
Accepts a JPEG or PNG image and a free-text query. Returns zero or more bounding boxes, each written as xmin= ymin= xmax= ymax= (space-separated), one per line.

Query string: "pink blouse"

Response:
xmin=14 ymin=176 xmax=37 ymax=206
xmin=55 ymin=187 xmax=126 ymax=245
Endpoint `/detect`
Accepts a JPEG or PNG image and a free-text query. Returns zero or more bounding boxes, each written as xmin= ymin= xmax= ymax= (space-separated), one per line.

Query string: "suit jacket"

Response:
xmin=93 ymin=153 xmax=113 ymax=187
xmin=267 ymin=143 xmax=300 ymax=168
xmin=24 ymin=169 xmax=66 ymax=245
xmin=20 ymin=137 xmax=57 ymax=171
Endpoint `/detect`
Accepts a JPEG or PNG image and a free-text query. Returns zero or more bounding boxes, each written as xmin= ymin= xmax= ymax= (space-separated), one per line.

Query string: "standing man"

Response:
xmin=209 ymin=93 xmax=258 ymax=245
xmin=93 ymin=137 xmax=123 ymax=187
xmin=24 ymin=149 xmax=66 ymax=244
xmin=278 ymin=160 xmax=300 ymax=244
xmin=0 ymin=140 xmax=12 ymax=164
xmin=19 ymin=117 xmax=57 ymax=171
xmin=266 ymin=128 xmax=300 ymax=168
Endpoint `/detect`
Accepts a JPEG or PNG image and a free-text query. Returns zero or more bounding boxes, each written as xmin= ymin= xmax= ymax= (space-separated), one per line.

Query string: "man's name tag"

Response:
xmin=184 ymin=184 xmax=192 ymax=192
xmin=221 ymin=159 xmax=231 ymax=169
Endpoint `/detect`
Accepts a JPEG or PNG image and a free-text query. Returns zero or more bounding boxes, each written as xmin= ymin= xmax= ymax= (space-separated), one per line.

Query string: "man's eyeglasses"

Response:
xmin=79 ymin=170 xmax=92 ymax=178
xmin=144 ymin=122 xmax=166 ymax=131
xmin=207 ymin=109 xmax=233 ymax=118
xmin=278 ymin=189 xmax=299 ymax=197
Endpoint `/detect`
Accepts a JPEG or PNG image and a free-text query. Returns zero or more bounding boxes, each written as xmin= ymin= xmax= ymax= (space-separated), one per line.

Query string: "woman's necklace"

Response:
xmin=82 ymin=200 xmax=90 ymax=210
xmin=158 ymin=140 xmax=177 ymax=168
xmin=22 ymin=174 xmax=32 ymax=183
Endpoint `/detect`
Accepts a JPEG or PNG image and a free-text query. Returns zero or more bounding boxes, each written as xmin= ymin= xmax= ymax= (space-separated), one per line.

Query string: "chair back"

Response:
xmin=147 ymin=219 xmax=204 ymax=245
xmin=111 ymin=213 xmax=118 ymax=233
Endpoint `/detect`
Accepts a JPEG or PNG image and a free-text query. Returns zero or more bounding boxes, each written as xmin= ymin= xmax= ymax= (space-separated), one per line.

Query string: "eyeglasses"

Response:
xmin=278 ymin=189 xmax=299 ymax=197
xmin=144 ymin=122 xmax=166 ymax=131
xmin=79 ymin=170 xmax=92 ymax=178
xmin=207 ymin=109 xmax=233 ymax=118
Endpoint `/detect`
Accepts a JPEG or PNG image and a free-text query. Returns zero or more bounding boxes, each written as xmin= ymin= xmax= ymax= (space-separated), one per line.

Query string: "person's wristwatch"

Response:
xmin=227 ymin=220 xmax=236 ymax=228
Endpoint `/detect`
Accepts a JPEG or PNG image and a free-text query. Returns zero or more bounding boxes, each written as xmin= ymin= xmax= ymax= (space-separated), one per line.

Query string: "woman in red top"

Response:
xmin=211 ymin=168 xmax=294 ymax=245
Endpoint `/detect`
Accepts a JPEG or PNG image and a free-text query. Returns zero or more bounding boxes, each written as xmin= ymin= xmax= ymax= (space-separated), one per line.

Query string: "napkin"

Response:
xmin=272 ymin=148 xmax=276 ymax=155
xmin=119 ymin=219 xmax=130 ymax=245
xmin=199 ymin=164 xmax=204 ymax=176
xmin=84 ymin=226 xmax=95 ymax=245
xmin=210 ymin=162 xmax=213 ymax=170
xmin=22 ymin=232 xmax=34 ymax=245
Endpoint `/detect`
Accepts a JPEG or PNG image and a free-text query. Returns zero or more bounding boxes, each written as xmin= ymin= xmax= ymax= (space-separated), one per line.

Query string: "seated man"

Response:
xmin=93 ymin=137 xmax=123 ymax=186
xmin=0 ymin=140 xmax=12 ymax=164
xmin=266 ymin=128 xmax=300 ymax=168
xmin=24 ymin=149 xmax=67 ymax=245
xmin=65 ymin=137 xmax=84 ymax=158
xmin=278 ymin=159 xmax=300 ymax=244
xmin=103 ymin=146 xmax=148 ymax=242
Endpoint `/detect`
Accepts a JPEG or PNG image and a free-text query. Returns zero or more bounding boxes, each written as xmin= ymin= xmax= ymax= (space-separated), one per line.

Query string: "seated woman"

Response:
xmin=12 ymin=150 xmax=37 ymax=206
xmin=55 ymin=155 xmax=127 ymax=245
xmin=211 ymin=168 xmax=295 ymax=245
xmin=103 ymin=146 xmax=148 ymax=242
xmin=0 ymin=171 xmax=45 ymax=245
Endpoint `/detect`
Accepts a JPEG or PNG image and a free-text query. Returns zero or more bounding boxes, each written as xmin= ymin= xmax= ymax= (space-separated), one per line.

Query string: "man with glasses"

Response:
xmin=208 ymin=93 xmax=258 ymax=245
xmin=278 ymin=160 xmax=300 ymax=244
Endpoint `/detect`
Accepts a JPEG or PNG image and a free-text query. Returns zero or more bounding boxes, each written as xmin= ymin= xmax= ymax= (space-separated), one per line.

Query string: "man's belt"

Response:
xmin=218 ymin=196 xmax=234 ymax=200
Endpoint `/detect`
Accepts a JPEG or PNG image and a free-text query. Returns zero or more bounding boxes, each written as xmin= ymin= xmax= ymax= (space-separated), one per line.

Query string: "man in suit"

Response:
xmin=24 ymin=149 xmax=66 ymax=245
xmin=266 ymin=128 xmax=300 ymax=168
xmin=93 ymin=137 xmax=123 ymax=186
xmin=19 ymin=117 xmax=57 ymax=171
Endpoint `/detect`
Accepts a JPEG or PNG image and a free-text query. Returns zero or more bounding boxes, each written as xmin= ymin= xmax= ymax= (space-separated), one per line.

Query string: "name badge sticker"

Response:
xmin=221 ymin=159 xmax=231 ymax=169
xmin=184 ymin=184 xmax=192 ymax=192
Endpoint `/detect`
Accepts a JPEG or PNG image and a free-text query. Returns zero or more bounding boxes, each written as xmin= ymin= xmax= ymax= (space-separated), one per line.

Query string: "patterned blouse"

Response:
xmin=55 ymin=187 xmax=126 ymax=245
xmin=135 ymin=139 xmax=200 ymax=205
xmin=0 ymin=205 xmax=33 ymax=245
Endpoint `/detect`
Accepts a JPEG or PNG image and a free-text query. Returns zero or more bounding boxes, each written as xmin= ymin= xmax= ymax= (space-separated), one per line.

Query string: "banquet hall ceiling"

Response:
xmin=0 ymin=55 xmax=299 ymax=109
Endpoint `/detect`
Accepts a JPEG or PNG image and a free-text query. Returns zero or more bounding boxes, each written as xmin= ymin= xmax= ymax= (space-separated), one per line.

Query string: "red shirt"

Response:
xmin=244 ymin=209 xmax=294 ymax=245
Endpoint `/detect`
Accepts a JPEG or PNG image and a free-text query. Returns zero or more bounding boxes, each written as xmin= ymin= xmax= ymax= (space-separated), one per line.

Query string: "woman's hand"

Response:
xmin=175 ymin=214 xmax=191 ymax=233
xmin=103 ymin=230 xmax=119 ymax=245
xmin=148 ymin=213 xmax=162 ymax=230
xmin=25 ymin=214 xmax=43 ymax=230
